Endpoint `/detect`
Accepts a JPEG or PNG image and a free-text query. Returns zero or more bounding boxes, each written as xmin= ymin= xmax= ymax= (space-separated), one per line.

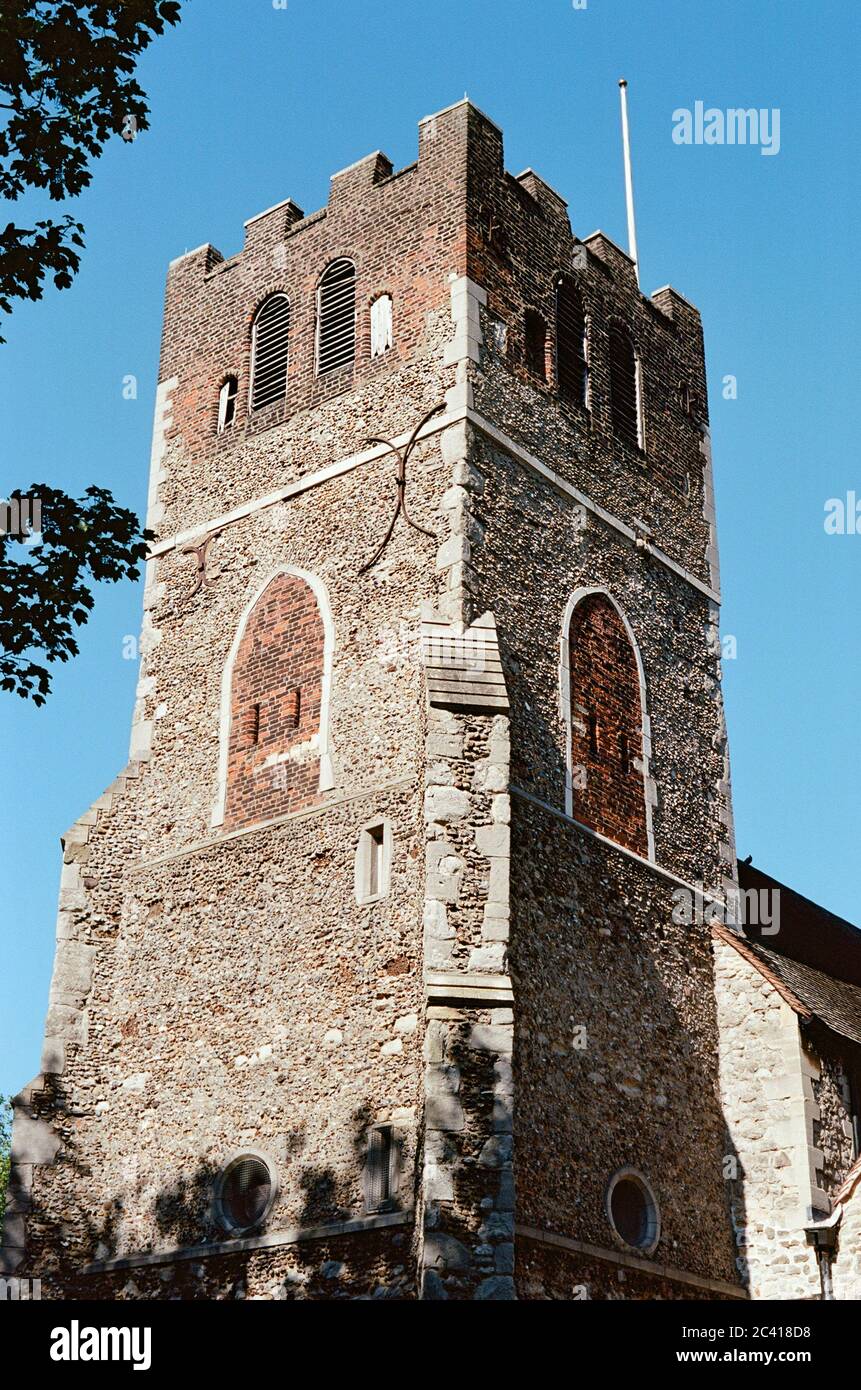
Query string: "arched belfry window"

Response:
xmin=555 ymin=276 xmax=588 ymax=406
xmin=250 ymin=294 xmax=290 ymax=411
xmin=563 ymin=591 xmax=650 ymax=858
xmin=524 ymin=309 xmax=547 ymax=380
xmin=317 ymin=258 xmax=356 ymax=375
xmin=608 ymin=323 xmax=643 ymax=450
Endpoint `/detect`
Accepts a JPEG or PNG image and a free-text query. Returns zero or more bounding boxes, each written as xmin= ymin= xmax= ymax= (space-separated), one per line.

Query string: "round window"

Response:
xmin=217 ymin=1155 xmax=274 ymax=1233
xmin=606 ymin=1170 xmax=660 ymax=1253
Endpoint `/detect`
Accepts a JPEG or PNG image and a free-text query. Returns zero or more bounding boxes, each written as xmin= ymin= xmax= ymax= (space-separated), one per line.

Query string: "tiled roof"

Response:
xmin=717 ymin=924 xmax=861 ymax=1049
xmin=737 ymin=861 xmax=861 ymax=987
xmin=712 ymin=924 xmax=812 ymax=1019
xmin=833 ymin=1154 xmax=861 ymax=1208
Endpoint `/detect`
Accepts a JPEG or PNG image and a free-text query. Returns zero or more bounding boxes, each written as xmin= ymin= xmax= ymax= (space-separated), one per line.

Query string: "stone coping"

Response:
xmin=465 ymin=408 xmax=720 ymax=604
xmin=425 ymin=970 xmax=514 ymax=1006
xmin=517 ymin=1224 xmax=747 ymax=1299
xmin=510 ymin=784 xmax=729 ymax=908
xmin=127 ymin=776 xmax=415 ymax=875
xmin=82 ymin=1210 xmax=412 ymax=1275
xmin=146 ymin=411 xmax=460 ymax=559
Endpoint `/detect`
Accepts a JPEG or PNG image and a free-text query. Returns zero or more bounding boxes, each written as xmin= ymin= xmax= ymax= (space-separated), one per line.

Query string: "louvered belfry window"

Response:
xmin=364 ymin=1125 xmax=397 ymax=1212
xmin=556 ymin=277 xmax=588 ymax=406
xmin=608 ymin=323 xmax=642 ymax=449
xmin=250 ymin=294 xmax=290 ymax=411
xmin=317 ymin=259 xmax=356 ymax=375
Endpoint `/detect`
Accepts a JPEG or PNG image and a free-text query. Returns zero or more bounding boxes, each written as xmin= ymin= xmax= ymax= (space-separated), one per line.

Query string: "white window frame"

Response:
xmin=217 ymin=377 xmax=237 ymax=433
xmin=355 ymin=818 xmax=393 ymax=905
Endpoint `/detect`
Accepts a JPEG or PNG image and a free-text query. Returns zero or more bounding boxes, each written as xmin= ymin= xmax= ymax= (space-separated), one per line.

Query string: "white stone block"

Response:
xmin=424 ymin=787 xmax=471 ymax=824
xmin=474 ymin=825 xmax=510 ymax=858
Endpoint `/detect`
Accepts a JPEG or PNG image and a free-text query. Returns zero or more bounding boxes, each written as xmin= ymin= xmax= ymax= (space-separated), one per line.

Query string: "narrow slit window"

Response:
xmin=618 ymin=732 xmax=630 ymax=775
xmin=587 ymin=711 xmax=599 ymax=757
xmin=368 ymin=824 xmax=384 ymax=899
xmin=364 ymin=1125 xmax=398 ymax=1212
xmin=250 ymin=294 xmax=290 ymax=411
xmin=240 ymin=703 xmax=260 ymax=747
xmin=285 ymin=686 xmax=301 ymax=730
xmin=317 ymin=259 xmax=356 ymax=375
xmin=370 ymin=294 xmax=393 ymax=358
xmin=217 ymin=376 xmax=238 ymax=433
xmin=356 ymin=820 xmax=390 ymax=904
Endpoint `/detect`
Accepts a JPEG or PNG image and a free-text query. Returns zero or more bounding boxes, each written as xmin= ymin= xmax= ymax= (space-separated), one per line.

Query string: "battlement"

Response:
xmin=155 ymin=100 xmax=709 ymax=575
xmin=169 ymin=99 xmax=696 ymax=316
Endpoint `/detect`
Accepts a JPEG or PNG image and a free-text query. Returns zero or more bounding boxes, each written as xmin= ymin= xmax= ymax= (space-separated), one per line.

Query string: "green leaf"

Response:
xmin=0 ymin=2 xmax=184 ymax=338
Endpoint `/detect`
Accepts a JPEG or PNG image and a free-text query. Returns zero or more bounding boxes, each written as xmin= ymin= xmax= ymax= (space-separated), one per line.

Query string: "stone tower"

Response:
xmin=2 ymin=102 xmax=746 ymax=1300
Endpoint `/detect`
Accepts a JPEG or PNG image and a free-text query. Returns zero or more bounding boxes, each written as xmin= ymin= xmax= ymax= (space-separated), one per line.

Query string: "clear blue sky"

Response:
xmin=1 ymin=0 xmax=858 ymax=1098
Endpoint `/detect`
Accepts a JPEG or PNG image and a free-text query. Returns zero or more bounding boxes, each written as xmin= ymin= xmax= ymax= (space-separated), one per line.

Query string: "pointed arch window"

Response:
xmin=250 ymin=294 xmax=290 ymax=411
xmin=555 ymin=276 xmax=588 ymax=406
xmin=317 ymin=258 xmax=356 ymax=375
xmin=608 ymin=323 xmax=643 ymax=450
xmin=219 ymin=572 xmax=330 ymax=831
xmin=564 ymin=591 xmax=649 ymax=858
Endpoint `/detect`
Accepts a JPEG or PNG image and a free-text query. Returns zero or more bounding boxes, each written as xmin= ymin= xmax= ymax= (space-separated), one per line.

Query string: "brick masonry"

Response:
xmin=567 ymin=591 xmax=649 ymax=857
xmin=224 ymin=572 xmax=324 ymax=829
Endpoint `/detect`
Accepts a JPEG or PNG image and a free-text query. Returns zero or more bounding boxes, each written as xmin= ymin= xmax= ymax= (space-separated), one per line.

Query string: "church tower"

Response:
xmin=2 ymin=102 xmax=744 ymax=1300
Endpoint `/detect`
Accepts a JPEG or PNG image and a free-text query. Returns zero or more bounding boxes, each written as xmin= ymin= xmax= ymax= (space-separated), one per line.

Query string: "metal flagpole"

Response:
xmin=618 ymin=79 xmax=640 ymax=286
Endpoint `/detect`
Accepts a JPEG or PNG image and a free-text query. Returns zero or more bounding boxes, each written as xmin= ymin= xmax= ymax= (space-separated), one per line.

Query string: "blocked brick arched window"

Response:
xmin=565 ymin=591 xmax=649 ymax=857
xmin=222 ymin=573 xmax=328 ymax=830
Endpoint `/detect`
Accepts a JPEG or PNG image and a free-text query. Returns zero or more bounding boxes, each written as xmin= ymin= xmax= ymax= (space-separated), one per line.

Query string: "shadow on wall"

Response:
xmin=11 ymin=1084 xmax=413 ymax=1300
xmin=496 ymin=617 xmax=748 ymax=1297
xmin=507 ymin=822 xmax=749 ymax=1295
